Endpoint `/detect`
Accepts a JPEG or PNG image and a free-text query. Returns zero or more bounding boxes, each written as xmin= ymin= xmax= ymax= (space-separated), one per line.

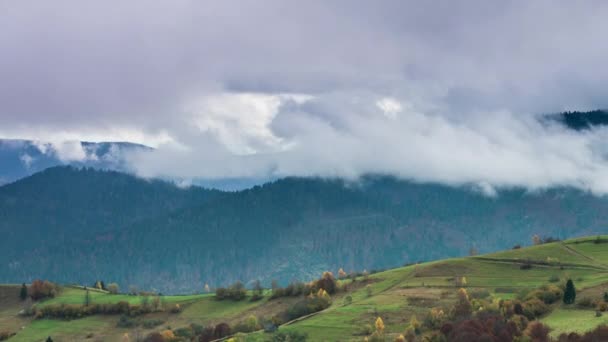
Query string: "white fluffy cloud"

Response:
xmin=3 ymin=1 xmax=608 ymax=192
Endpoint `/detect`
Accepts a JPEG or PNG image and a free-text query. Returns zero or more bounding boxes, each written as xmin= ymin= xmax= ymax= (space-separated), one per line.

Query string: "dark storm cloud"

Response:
xmin=3 ymin=0 xmax=608 ymax=192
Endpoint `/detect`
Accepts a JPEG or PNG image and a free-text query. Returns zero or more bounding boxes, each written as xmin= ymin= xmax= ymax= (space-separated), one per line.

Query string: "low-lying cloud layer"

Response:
xmin=3 ymin=1 xmax=608 ymax=193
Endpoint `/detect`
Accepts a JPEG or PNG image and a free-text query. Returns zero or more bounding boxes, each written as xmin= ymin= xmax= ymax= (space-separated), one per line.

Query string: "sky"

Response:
xmin=3 ymin=1 xmax=608 ymax=193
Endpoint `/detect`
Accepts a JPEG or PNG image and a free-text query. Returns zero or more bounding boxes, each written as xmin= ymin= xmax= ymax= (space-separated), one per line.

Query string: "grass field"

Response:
xmin=39 ymin=287 xmax=211 ymax=307
xmin=2 ymin=236 xmax=608 ymax=341
xmin=542 ymin=308 xmax=608 ymax=337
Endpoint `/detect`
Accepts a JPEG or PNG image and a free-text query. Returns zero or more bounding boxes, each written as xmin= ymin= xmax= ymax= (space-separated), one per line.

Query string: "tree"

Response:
xmin=375 ymin=317 xmax=385 ymax=335
xmin=30 ymin=280 xmax=57 ymax=300
xmin=604 ymin=291 xmax=608 ymax=302
xmin=252 ymin=279 xmax=263 ymax=299
xmin=84 ymin=288 xmax=91 ymax=306
xmin=452 ymin=288 xmax=472 ymax=318
xmin=366 ymin=284 xmax=373 ymax=297
xmin=107 ymin=283 xmax=120 ymax=294
xmin=532 ymin=234 xmax=542 ymax=245
xmin=245 ymin=314 xmax=259 ymax=331
xmin=204 ymin=283 xmax=211 ymax=293
xmin=468 ymin=247 xmax=478 ymax=256
xmin=338 ymin=268 xmax=347 ymax=279
xmin=409 ymin=315 xmax=421 ymax=334
xmin=564 ymin=279 xmax=576 ymax=304
xmin=160 ymin=330 xmax=175 ymax=340
xmin=19 ymin=283 xmax=27 ymax=301
xmin=46 ymin=337 xmax=53 ymax=342
xmin=317 ymin=271 xmax=337 ymax=294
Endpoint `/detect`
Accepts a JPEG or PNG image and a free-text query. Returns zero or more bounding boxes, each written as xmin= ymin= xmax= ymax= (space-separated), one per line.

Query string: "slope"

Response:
xmin=2 ymin=236 xmax=608 ymax=341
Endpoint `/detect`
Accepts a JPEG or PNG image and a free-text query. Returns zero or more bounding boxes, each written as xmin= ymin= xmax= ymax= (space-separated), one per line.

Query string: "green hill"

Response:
xmin=1 ymin=236 xmax=608 ymax=341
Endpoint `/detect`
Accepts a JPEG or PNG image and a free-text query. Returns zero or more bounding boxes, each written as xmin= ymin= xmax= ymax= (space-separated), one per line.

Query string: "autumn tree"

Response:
xmin=204 ymin=283 xmax=211 ymax=293
xmin=30 ymin=280 xmax=57 ymax=300
xmin=451 ymin=288 xmax=472 ymax=318
xmin=532 ymin=234 xmax=542 ymax=245
xmin=338 ymin=268 xmax=347 ymax=279
xmin=317 ymin=271 xmax=337 ymax=294
xmin=160 ymin=330 xmax=175 ymax=340
xmin=409 ymin=315 xmax=421 ymax=334
xmin=375 ymin=317 xmax=385 ymax=335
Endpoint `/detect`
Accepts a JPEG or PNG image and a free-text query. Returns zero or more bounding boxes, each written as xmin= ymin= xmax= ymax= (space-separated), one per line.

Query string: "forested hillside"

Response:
xmin=1 ymin=167 xmax=608 ymax=293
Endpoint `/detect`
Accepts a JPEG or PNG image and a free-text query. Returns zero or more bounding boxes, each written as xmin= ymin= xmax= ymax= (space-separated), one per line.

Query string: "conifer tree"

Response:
xmin=563 ymin=279 xmax=576 ymax=304
xmin=19 ymin=283 xmax=27 ymax=301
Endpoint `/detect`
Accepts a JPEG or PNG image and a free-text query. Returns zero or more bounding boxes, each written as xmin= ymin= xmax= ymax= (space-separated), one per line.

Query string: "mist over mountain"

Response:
xmin=1 ymin=166 xmax=607 ymax=293
xmin=0 ymin=139 xmax=148 ymax=185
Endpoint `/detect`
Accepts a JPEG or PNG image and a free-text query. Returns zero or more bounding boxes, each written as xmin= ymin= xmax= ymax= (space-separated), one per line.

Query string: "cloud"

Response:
xmin=3 ymin=1 xmax=608 ymax=192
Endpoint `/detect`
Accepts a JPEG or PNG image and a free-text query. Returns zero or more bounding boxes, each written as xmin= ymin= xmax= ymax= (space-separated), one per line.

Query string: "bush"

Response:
xmin=558 ymin=324 xmax=608 ymax=341
xmin=522 ymin=298 xmax=551 ymax=320
xmin=524 ymin=321 xmax=550 ymax=341
xmin=169 ymin=304 xmax=181 ymax=313
xmin=0 ymin=331 xmax=16 ymax=341
xmin=190 ymin=323 xmax=205 ymax=335
xmin=525 ymin=284 xmax=563 ymax=304
xmin=143 ymin=332 xmax=164 ymax=342
xmin=173 ymin=326 xmax=193 ymax=338
xmin=215 ymin=281 xmax=247 ymax=301
xmin=34 ymin=301 xmax=136 ymax=320
xmin=286 ymin=296 xmax=331 ymax=320
xmin=29 ymin=280 xmax=58 ymax=300
xmin=577 ymin=297 xmax=596 ymax=309
xmin=117 ymin=315 xmax=137 ymax=328
xmin=141 ymin=319 xmax=164 ymax=329
xmin=106 ymin=283 xmax=119 ymax=294
xmin=272 ymin=331 xmax=308 ymax=342
xmin=270 ymin=271 xmax=340 ymax=300
xmin=469 ymin=289 xmax=491 ymax=300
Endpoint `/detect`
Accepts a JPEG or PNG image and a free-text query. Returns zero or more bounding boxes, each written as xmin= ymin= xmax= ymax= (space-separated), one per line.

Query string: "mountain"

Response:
xmin=1 ymin=167 xmax=608 ymax=293
xmin=550 ymin=109 xmax=608 ymax=130
xmin=0 ymin=139 xmax=149 ymax=185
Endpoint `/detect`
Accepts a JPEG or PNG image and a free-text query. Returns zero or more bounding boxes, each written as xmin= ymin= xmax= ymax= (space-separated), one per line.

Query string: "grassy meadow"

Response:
xmin=1 ymin=236 xmax=608 ymax=341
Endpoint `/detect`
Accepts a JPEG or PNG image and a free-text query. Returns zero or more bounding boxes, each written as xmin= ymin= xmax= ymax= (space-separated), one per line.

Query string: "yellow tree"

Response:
xmin=204 ymin=283 xmax=210 ymax=293
xmin=395 ymin=334 xmax=406 ymax=342
xmin=338 ymin=268 xmax=347 ymax=279
xmin=375 ymin=317 xmax=385 ymax=335
xmin=161 ymin=330 xmax=175 ymax=340
xmin=409 ymin=315 xmax=421 ymax=334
